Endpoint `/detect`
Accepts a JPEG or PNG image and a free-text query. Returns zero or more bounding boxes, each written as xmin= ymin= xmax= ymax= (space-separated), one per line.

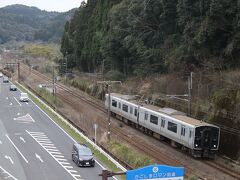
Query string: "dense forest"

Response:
xmin=61 ymin=0 xmax=240 ymax=160
xmin=0 ymin=5 xmax=76 ymax=43
xmin=61 ymin=0 xmax=240 ymax=76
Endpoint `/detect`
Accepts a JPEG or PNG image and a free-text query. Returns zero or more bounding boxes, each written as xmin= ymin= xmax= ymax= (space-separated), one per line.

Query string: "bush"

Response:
xmin=104 ymin=70 xmax=125 ymax=81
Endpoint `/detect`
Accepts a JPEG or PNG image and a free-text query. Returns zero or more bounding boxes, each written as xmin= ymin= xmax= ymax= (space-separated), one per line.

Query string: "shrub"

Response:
xmin=104 ymin=70 xmax=125 ymax=81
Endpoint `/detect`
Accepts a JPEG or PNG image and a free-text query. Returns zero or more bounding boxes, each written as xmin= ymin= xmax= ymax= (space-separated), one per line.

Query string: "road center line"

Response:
xmin=5 ymin=134 xmax=29 ymax=164
xmin=14 ymin=97 xmax=22 ymax=106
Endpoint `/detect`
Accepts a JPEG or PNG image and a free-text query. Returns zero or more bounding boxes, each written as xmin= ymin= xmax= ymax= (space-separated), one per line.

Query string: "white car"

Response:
xmin=3 ymin=76 xmax=8 ymax=83
xmin=0 ymin=72 xmax=3 ymax=78
xmin=19 ymin=93 xmax=29 ymax=102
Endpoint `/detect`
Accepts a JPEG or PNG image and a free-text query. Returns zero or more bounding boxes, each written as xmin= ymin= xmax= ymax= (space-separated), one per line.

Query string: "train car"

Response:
xmin=105 ymin=93 xmax=139 ymax=124
xmin=105 ymin=93 xmax=220 ymax=158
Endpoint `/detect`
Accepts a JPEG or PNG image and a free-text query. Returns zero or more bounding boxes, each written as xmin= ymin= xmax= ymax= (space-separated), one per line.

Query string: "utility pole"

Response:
xmin=5 ymin=62 xmax=20 ymax=82
xmin=52 ymin=65 xmax=55 ymax=96
xmin=97 ymin=81 xmax=122 ymax=141
xmin=65 ymin=56 xmax=68 ymax=74
xmin=18 ymin=62 xmax=20 ymax=82
xmin=107 ymin=84 xmax=111 ymax=141
xmin=101 ymin=60 xmax=105 ymax=80
xmin=188 ymin=72 xmax=193 ymax=116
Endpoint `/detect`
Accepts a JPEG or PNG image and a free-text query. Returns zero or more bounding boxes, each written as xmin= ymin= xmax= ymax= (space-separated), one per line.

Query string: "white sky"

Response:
xmin=0 ymin=0 xmax=85 ymax=12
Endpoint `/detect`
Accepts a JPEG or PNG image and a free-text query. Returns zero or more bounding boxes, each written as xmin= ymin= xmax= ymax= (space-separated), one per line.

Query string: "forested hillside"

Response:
xmin=0 ymin=4 xmax=76 ymax=43
xmin=61 ymin=0 xmax=240 ymax=76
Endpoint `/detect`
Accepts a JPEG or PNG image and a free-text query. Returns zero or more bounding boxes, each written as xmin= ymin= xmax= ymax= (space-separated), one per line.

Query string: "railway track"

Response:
xmin=20 ymin=63 xmax=240 ymax=179
xmin=204 ymin=160 xmax=240 ymax=179
xmin=55 ymin=89 xmax=194 ymax=178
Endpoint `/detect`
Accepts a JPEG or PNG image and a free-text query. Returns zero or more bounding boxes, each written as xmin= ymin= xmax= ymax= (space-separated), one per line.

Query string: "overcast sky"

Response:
xmin=0 ymin=0 xmax=85 ymax=12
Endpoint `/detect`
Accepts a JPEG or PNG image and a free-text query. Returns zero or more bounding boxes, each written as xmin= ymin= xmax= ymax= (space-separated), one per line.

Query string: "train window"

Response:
xmin=134 ymin=108 xmax=137 ymax=116
xmin=144 ymin=111 xmax=148 ymax=120
xmin=168 ymin=122 xmax=177 ymax=133
xmin=161 ymin=117 xmax=165 ymax=127
xmin=181 ymin=126 xmax=186 ymax=136
xmin=150 ymin=115 xmax=158 ymax=125
xmin=118 ymin=102 xmax=121 ymax=109
xmin=112 ymin=99 xmax=117 ymax=107
xmin=122 ymin=104 xmax=128 ymax=112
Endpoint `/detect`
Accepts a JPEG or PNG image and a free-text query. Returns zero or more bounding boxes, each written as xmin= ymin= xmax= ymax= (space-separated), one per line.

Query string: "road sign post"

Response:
xmin=93 ymin=123 xmax=98 ymax=145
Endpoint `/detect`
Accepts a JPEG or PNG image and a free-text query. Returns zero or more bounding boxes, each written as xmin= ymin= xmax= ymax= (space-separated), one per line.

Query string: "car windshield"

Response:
xmin=79 ymin=148 xmax=92 ymax=156
xmin=21 ymin=94 xmax=28 ymax=98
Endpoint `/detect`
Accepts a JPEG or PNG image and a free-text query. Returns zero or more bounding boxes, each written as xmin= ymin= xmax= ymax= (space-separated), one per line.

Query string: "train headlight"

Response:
xmin=195 ymin=144 xmax=198 ymax=147
xmin=214 ymin=145 xmax=216 ymax=148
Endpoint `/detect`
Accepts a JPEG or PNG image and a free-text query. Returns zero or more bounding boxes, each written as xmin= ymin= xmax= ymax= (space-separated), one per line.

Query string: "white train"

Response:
xmin=105 ymin=93 xmax=220 ymax=158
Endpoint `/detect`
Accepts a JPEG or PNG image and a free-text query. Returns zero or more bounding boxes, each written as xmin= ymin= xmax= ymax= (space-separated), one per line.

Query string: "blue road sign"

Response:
xmin=126 ymin=165 xmax=184 ymax=180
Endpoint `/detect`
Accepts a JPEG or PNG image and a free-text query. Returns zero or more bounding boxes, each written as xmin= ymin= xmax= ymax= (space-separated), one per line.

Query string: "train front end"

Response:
xmin=193 ymin=125 xmax=220 ymax=158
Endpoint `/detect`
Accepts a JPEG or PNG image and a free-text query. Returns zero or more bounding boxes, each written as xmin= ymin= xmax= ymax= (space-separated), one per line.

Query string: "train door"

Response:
xmin=180 ymin=125 xmax=187 ymax=145
xmin=160 ymin=117 xmax=166 ymax=135
xmin=188 ymin=128 xmax=194 ymax=148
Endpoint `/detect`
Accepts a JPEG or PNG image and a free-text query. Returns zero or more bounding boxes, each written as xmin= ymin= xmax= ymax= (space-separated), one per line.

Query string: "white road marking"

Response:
xmin=26 ymin=131 xmax=82 ymax=180
xmin=6 ymin=97 xmax=8 ymax=100
xmin=28 ymin=132 xmax=44 ymax=135
xmin=52 ymin=155 xmax=64 ymax=158
xmin=26 ymin=102 xmax=28 ymax=105
xmin=5 ymin=134 xmax=29 ymax=164
xmin=60 ymin=162 xmax=70 ymax=165
xmin=20 ymin=137 xmax=26 ymax=143
xmin=10 ymin=102 xmax=13 ymax=106
xmin=0 ymin=140 xmax=2 ymax=144
xmin=40 ymin=145 xmax=56 ymax=149
xmin=0 ymin=166 xmax=18 ymax=180
xmin=73 ymin=175 xmax=81 ymax=178
xmin=45 ymin=147 xmax=59 ymax=151
xmin=57 ymin=158 xmax=68 ymax=161
xmin=40 ymin=143 xmax=55 ymax=146
xmin=17 ymin=122 xmax=31 ymax=124
xmin=35 ymin=137 xmax=50 ymax=140
xmin=35 ymin=153 xmax=44 ymax=163
xmin=63 ymin=166 xmax=73 ymax=169
xmin=36 ymin=140 xmax=52 ymax=143
xmin=4 ymin=155 xmax=14 ymax=164
xmin=14 ymin=97 xmax=22 ymax=106
xmin=49 ymin=152 xmax=61 ymax=155
xmin=13 ymin=113 xmax=35 ymax=123
xmin=68 ymin=170 xmax=77 ymax=173
xmin=17 ymin=113 xmax=20 ymax=116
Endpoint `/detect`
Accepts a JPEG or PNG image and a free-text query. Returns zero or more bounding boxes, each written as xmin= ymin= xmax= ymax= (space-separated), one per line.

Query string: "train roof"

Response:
xmin=109 ymin=93 xmax=137 ymax=101
xmin=172 ymin=115 xmax=212 ymax=126
xmin=110 ymin=93 xmax=216 ymax=127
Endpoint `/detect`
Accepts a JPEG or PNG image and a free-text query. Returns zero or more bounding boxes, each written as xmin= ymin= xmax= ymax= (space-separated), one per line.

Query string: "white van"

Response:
xmin=19 ymin=93 xmax=29 ymax=102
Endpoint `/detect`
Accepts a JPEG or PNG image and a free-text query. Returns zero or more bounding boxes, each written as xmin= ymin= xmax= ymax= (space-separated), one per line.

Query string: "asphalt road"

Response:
xmin=0 ymin=78 xmax=117 ymax=180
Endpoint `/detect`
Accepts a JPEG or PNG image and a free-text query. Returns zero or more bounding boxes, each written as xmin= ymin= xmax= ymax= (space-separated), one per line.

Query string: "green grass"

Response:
xmin=15 ymin=82 xmax=125 ymax=178
xmin=108 ymin=140 xmax=154 ymax=168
